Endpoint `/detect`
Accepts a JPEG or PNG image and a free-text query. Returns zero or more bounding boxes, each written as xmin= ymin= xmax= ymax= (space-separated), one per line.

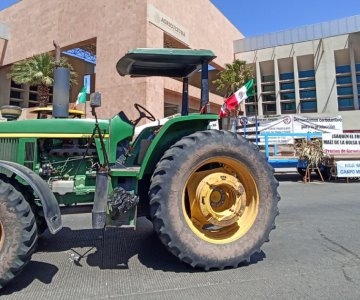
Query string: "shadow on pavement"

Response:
xmin=1 ymin=217 xmax=267 ymax=293
xmin=1 ymin=261 xmax=58 ymax=295
xmin=275 ymin=173 xmax=303 ymax=182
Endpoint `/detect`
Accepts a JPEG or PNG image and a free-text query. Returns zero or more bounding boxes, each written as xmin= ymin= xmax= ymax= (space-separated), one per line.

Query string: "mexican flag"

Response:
xmin=74 ymin=86 xmax=87 ymax=109
xmin=219 ymin=79 xmax=254 ymax=117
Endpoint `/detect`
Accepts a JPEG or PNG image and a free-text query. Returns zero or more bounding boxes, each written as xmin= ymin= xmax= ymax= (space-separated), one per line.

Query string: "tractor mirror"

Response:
xmin=90 ymin=92 xmax=101 ymax=108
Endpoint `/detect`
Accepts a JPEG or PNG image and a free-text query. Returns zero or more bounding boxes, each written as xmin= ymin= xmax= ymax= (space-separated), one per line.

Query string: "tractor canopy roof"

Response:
xmin=116 ymin=48 xmax=216 ymax=78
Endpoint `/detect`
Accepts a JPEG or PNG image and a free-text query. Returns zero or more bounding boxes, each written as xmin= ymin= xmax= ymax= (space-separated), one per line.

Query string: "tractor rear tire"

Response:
xmin=0 ymin=180 xmax=38 ymax=289
xmin=149 ymin=130 xmax=280 ymax=270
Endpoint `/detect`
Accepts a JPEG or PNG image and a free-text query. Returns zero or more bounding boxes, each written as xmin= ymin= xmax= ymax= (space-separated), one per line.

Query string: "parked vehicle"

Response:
xmin=0 ymin=48 xmax=279 ymax=288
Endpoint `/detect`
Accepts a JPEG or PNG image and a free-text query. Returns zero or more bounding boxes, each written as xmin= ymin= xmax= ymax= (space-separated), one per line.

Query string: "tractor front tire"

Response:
xmin=149 ymin=130 xmax=280 ymax=270
xmin=0 ymin=180 xmax=38 ymax=289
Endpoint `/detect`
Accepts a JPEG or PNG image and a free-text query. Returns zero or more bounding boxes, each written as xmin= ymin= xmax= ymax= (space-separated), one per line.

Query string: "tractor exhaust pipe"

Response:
xmin=52 ymin=41 xmax=70 ymax=118
xmin=92 ymin=169 xmax=109 ymax=229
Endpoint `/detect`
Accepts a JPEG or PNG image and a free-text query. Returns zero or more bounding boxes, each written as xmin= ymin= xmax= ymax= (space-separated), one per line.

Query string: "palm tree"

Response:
xmin=10 ymin=53 xmax=77 ymax=107
xmin=213 ymin=59 xmax=254 ymax=97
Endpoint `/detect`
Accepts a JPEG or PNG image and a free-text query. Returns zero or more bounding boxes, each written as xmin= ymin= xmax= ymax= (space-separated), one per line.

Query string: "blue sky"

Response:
xmin=0 ymin=0 xmax=19 ymax=11
xmin=211 ymin=0 xmax=360 ymax=36
xmin=1 ymin=0 xmax=360 ymax=37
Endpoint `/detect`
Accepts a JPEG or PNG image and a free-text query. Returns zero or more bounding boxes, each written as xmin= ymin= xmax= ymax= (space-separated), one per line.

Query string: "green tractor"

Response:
xmin=0 ymin=48 xmax=279 ymax=288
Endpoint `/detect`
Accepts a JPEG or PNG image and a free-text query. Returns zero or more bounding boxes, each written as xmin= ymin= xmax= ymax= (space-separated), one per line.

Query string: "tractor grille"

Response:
xmin=0 ymin=138 xmax=19 ymax=162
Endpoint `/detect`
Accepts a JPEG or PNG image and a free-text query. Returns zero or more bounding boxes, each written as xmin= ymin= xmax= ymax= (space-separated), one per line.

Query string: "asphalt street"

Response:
xmin=1 ymin=174 xmax=360 ymax=299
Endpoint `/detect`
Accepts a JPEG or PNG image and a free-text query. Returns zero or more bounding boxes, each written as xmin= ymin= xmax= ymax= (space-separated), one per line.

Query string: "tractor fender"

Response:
xmin=138 ymin=114 xmax=218 ymax=179
xmin=0 ymin=160 xmax=62 ymax=234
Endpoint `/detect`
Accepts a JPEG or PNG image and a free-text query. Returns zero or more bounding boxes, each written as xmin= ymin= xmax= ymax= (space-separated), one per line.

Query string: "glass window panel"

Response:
xmin=10 ymin=90 xmax=22 ymax=99
xmin=245 ymin=96 xmax=256 ymax=103
xmin=281 ymin=102 xmax=296 ymax=112
xmin=11 ymin=81 xmax=22 ymax=89
xmin=262 ymin=75 xmax=275 ymax=82
xmin=299 ymin=69 xmax=315 ymax=78
xmin=262 ymin=84 xmax=275 ymax=92
xmin=29 ymin=93 xmax=38 ymax=101
xmin=299 ymin=80 xmax=316 ymax=88
xmin=263 ymin=103 xmax=276 ymax=112
xmin=336 ymin=65 xmax=351 ymax=74
xmin=280 ymin=82 xmax=294 ymax=90
xmin=338 ymin=98 xmax=354 ymax=111
xmin=357 ymin=75 xmax=360 ymax=82
xmin=301 ymin=101 xmax=317 ymax=112
xmin=300 ymin=90 xmax=316 ymax=99
xmin=10 ymin=101 xmax=21 ymax=107
xmin=336 ymin=76 xmax=352 ymax=84
xmin=262 ymin=94 xmax=276 ymax=101
xmin=246 ymin=105 xmax=256 ymax=113
xmin=281 ymin=92 xmax=295 ymax=100
xmin=356 ymin=63 xmax=360 ymax=72
xmin=279 ymin=72 xmax=294 ymax=80
xmin=337 ymin=86 xmax=353 ymax=95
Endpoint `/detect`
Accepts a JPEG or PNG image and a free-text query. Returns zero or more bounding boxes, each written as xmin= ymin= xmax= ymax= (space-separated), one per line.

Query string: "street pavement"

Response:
xmin=1 ymin=174 xmax=360 ymax=299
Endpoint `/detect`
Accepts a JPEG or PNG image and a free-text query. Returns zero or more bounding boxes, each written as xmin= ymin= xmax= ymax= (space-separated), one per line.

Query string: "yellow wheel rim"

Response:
xmin=182 ymin=157 xmax=259 ymax=244
xmin=0 ymin=221 xmax=4 ymax=251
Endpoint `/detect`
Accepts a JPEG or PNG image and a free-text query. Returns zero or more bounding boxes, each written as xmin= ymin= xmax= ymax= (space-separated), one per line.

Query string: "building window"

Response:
xmin=299 ymin=70 xmax=315 ymax=78
xmin=336 ymin=76 xmax=352 ymax=85
xmin=299 ymin=80 xmax=316 ymax=88
xmin=279 ymin=72 xmax=294 ymax=80
xmin=280 ymin=92 xmax=295 ymax=100
xmin=262 ymin=84 xmax=275 ymax=92
xmin=300 ymin=90 xmax=316 ymax=99
xmin=281 ymin=102 xmax=296 ymax=113
xmin=280 ymin=82 xmax=294 ymax=90
xmin=262 ymin=75 xmax=275 ymax=82
xmin=338 ymin=98 xmax=354 ymax=111
xmin=245 ymin=104 xmax=256 ymax=116
xmin=300 ymin=101 xmax=317 ymax=112
xmin=337 ymin=86 xmax=353 ymax=96
xmin=9 ymin=80 xmax=24 ymax=107
xmin=262 ymin=94 xmax=276 ymax=102
xmin=164 ymin=103 xmax=179 ymax=117
xmin=336 ymin=65 xmax=351 ymax=74
xmin=263 ymin=103 xmax=276 ymax=115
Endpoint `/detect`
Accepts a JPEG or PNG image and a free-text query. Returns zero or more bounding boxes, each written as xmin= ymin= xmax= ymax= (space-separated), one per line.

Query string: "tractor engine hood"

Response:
xmin=0 ymin=119 xmax=110 ymax=138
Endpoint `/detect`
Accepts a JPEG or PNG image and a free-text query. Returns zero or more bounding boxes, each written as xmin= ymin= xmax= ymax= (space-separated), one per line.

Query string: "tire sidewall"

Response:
xmin=155 ymin=131 xmax=278 ymax=264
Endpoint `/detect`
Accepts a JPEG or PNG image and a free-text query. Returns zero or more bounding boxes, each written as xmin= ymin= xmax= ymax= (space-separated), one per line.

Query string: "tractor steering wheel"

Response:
xmin=132 ymin=103 xmax=156 ymax=126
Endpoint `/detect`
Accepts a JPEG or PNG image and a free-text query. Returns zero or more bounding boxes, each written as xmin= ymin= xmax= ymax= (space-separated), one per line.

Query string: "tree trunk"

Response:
xmin=37 ymin=84 xmax=50 ymax=107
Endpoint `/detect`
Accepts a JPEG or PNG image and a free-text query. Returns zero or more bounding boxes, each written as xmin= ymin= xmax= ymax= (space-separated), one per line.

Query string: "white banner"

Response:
xmin=336 ymin=161 xmax=360 ymax=177
xmin=293 ymin=116 xmax=343 ymax=133
xmin=238 ymin=115 xmax=343 ymax=145
xmin=322 ymin=133 xmax=360 ymax=155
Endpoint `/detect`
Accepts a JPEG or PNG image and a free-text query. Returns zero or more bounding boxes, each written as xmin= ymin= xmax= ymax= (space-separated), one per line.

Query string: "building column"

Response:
xmin=255 ymin=61 xmax=263 ymax=116
xmin=349 ymin=37 xmax=359 ymax=110
xmin=293 ymin=56 xmax=301 ymax=113
xmin=274 ymin=58 xmax=281 ymax=115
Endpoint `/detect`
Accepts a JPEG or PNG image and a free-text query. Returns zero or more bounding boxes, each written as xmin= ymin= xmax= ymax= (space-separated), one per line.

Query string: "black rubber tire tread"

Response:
xmin=149 ymin=130 xmax=280 ymax=270
xmin=0 ymin=180 xmax=38 ymax=289
xmin=0 ymin=174 xmax=47 ymax=235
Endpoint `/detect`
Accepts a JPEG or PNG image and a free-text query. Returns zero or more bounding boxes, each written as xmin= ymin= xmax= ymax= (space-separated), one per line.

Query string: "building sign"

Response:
xmin=322 ymin=133 xmax=360 ymax=154
xmin=336 ymin=161 xmax=360 ymax=177
xmin=148 ymin=5 xmax=189 ymax=45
